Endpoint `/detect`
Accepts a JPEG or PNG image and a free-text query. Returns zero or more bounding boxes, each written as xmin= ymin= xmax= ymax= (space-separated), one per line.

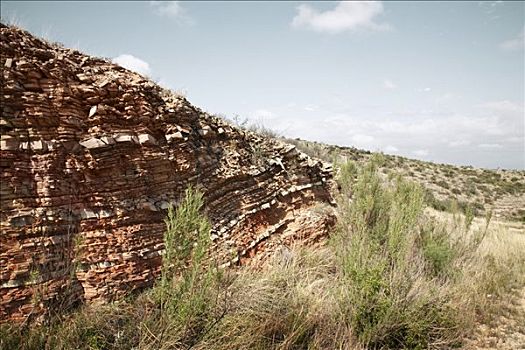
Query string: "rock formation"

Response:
xmin=0 ymin=24 xmax=335 ymax=323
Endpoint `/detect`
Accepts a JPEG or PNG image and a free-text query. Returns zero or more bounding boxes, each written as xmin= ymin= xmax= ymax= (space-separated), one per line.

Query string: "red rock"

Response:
xmin=0 ymin=25 xmax=335 ymax=323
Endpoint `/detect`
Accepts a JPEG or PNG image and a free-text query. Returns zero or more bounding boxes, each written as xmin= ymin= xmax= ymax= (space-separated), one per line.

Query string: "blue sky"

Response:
xmin=2 ymin=1 xmax=524 ymax=169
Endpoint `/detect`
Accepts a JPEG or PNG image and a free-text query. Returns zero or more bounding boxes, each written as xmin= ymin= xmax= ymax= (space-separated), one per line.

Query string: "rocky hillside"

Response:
xmin=0 ymin=24 xmax=335 ymax=323
xmin=286 ymin=139 xmax=525 ymax=222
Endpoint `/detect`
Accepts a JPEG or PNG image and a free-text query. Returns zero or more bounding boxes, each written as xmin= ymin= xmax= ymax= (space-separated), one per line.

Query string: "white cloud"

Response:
xmin=479 ymin=1 xmax=504 ymax=15
xmin=435 ymin=92 xmax=457 ymax=104
xmin=304 ymin=104 xmax=318 ymax=111
xmin=252 ymin=109 xmax=277 ymax=120
xmin=351 ymin=134 xmax=375 ymax=149
xmin=509 ymin=136 xmax=523 ymax=143
xmin=112 ymin=54 xmax=151 ymax=76
xmin=321 ymin=111 xmax=516 ymax=159
xmin=291 ymin=1 xmax=390 ymax=34
xmin=256 ymin=96 xmax=523 ymax=168
xmin=383 ymin=79 xmax=397 ymax=90
xmin=412 ymin=149 xmax=429 ymax=157
xmin=448 ymin=140 xmax=470 ymax=147
xmin=478 ymin=100 xmax=524 ymax=130
xmin=150 ymin=1 xmax=181 ymax=17
xmin=478 ymin=143 xmax=503 ymax=149
xmin=150 ymin=1 xmax=192 ymax=23
xmin=500 ymin=26 xmax=525 ymax=51
xmin=384 ymin=145 xmax=398 ymax=153
xmin=423 ymin=87 xmax=431 ymax=92
xmin=481 ymin=100 xmax=523 ymax=113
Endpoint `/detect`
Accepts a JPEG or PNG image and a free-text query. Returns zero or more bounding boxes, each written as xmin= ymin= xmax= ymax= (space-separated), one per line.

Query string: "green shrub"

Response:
xmin=466 ymin=181 xmax=477 ymax=195
xmin=420 ymin=223 xmax=456 ymax=277
xmin=331 ymin=159 xmax=490 ymax=349
xmin=436 ymin=180 xmax=450 ymax=189
xmin=424 ymin=189 xmax=448 ymax=212
xmin=335 ymin=159 xmax=358 ymax=194
xmin=150 ymin=186 xmax=226 ymax=348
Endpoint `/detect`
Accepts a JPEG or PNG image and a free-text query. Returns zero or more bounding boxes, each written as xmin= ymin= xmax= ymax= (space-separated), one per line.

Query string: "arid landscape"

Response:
xmin=1 ymin=2 xmax=524 ymax=349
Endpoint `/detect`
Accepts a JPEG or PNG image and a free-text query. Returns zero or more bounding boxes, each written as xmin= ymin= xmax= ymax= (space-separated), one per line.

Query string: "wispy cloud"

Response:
xmin=478 ymin=143 xmax=503 ymax=149
xmin=304 ymin=104 xmax=318 ymax=112
xmin=384 ymin=145 xmax=399 ymax=153
xmin=412 ymin=149 xmax=429 ymax=157
xmin=112 ymin=54 xmax=151 ymax=76
xmin=448 ymin=140 xmax=470 ymax=148
xmin=291 ymin=1 xmax=390 ymax=34
xmin=478 ymin=1 xmax=504 ymax=15
xmin=252 ymin=109 xmax=277 ymax=120
xmin=481 ymin=100 xmax=523 ymax=113
xmin=500 ymin=26 xmax=524 ymax=51
xmin=383 ymin=79 xmax=397 ymax=90
xmin=351 ymin=134 xmax=375 ymax=149
xmin=150 ymin=1 xmax=193 ymax=24
xmin=256 ymin=96 xmax=523 ymax=167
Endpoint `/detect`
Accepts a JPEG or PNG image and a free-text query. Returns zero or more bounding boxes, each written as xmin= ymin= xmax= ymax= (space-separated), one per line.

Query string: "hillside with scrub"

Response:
xmin=285 ymin=138 xmax=525 ymax=223
xmin=1 ymin=24 xmax=525 ymax=350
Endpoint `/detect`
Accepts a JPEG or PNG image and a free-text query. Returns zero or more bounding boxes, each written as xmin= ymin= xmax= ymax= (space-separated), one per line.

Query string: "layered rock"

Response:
xmin=0 ymin=24 xmax=335 ymax=323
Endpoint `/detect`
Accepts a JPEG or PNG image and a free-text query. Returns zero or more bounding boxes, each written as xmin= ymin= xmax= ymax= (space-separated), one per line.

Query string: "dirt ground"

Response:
xmin=465 ymin=287 xmax=525 ymax=350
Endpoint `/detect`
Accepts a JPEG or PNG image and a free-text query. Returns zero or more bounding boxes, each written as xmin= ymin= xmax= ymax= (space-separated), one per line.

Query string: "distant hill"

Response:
xmin=285 ymin=138 xmax=525 ymax=222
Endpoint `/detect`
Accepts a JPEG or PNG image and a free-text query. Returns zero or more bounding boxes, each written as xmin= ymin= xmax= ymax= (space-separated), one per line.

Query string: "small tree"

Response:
xmin=159 ymin=186 xmax=211 ymax=302
xmin=153 ymin=186 xmax=226 ymax=347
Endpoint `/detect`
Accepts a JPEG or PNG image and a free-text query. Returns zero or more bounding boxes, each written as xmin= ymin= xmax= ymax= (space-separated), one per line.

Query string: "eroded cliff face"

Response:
xmin=0 ymin=25 xmax=335 ymax=323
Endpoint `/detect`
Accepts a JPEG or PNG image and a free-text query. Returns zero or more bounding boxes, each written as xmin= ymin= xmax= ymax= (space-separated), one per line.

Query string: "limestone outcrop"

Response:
xmin=0 ymin=24 xmax=335 ymax=323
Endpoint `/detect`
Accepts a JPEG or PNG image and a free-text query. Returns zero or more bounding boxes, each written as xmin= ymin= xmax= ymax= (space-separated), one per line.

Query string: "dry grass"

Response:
xmin=2 ymin=159 xmax=524 ymax=350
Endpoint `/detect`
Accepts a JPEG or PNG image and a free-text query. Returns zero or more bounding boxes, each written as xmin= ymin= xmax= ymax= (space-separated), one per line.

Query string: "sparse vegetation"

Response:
xmin=3 ymin=160 xmax=524 ymax=350
xmin=224 ymin=115 xmax=281 ymax=140
xmin=286 ymin=138 xmax=525 ymax=222
xmin=2 ymin=18 xmax=523 ymax=350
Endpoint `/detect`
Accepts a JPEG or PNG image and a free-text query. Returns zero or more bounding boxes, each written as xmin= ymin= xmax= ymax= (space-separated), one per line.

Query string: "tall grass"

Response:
xmin=2 ymin=163 xmax=524 ymax=350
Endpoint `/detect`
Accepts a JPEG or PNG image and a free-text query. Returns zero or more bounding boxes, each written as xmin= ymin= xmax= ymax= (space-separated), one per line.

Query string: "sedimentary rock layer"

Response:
xmin=0 ymin=24 xmax=334 ymax=323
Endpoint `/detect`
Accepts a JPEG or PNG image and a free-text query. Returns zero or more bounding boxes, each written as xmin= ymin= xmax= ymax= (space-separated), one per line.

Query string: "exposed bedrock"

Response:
xmin=0 ymin=24 xmax=335 ymax=323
